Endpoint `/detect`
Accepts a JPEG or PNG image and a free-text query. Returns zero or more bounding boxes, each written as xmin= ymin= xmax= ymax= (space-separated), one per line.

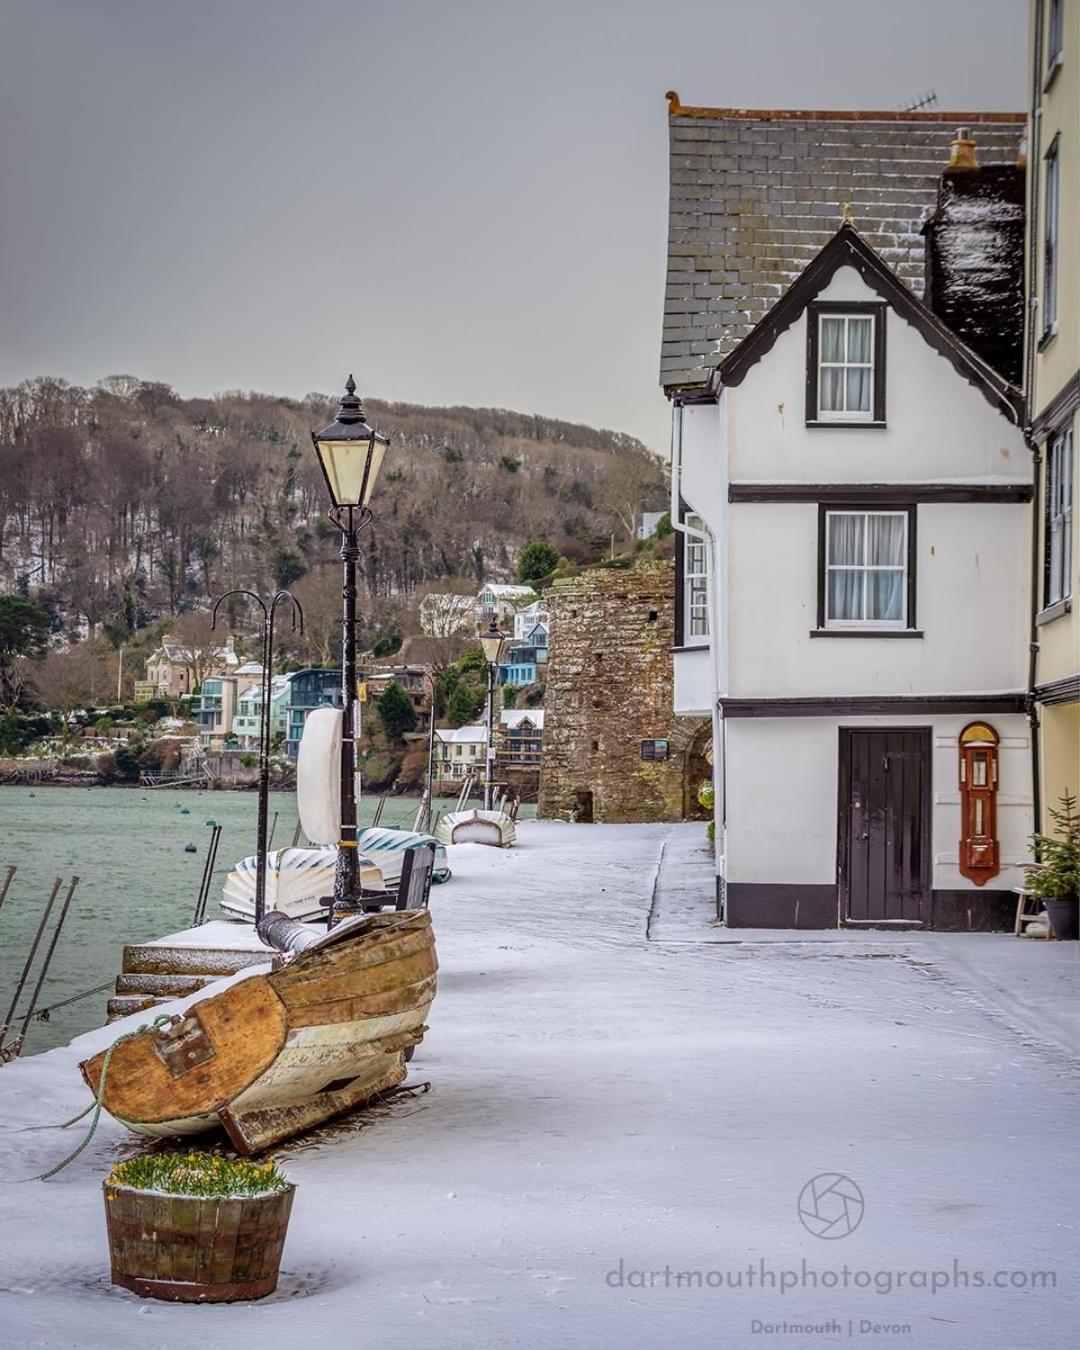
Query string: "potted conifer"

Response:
xmin=1025 ymin=791 xmax=1080 ymax=940
xmin=104 ymin=1152 xmax=294 ymax=1302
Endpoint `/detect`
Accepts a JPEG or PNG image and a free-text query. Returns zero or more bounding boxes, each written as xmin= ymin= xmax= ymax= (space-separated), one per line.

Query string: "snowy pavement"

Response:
xmin=0 ymin=821 xmax=1077 ymax=1349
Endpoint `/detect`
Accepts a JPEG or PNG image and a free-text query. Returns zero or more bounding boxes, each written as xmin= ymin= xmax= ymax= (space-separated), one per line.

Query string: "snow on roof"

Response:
xmin=479 ymin=584 xmax=536 ymax=599
xmin=436 ymin=724 xmax=487 ymax=744
xmin=158 ymin=642 xmax=238 ymax=667
xmin=501 ymin=709 xmax=544 ymax=729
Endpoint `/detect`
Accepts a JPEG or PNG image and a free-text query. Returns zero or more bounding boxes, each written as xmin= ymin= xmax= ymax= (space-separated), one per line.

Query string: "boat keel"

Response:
xmin=218 ymin=1052 xmax=409 ymax=1154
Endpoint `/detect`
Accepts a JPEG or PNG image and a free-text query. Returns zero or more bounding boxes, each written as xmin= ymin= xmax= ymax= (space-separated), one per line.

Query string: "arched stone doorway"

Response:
xmin=665 ymin=717 xmax=712 ymax=820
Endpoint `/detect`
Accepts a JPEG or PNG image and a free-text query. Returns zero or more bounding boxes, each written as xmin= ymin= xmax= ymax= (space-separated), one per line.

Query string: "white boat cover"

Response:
xmin=296 ymin=706 xmax=342 ymax=846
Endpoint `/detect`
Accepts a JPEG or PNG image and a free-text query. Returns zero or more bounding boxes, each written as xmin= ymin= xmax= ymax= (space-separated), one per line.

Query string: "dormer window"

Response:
xmin=806 ymin=302 xmax=886 ymax=426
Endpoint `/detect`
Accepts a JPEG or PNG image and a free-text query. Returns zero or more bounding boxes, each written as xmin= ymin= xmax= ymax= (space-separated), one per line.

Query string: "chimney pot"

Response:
xmin=948 ymin=127 xmax=977 ymax=171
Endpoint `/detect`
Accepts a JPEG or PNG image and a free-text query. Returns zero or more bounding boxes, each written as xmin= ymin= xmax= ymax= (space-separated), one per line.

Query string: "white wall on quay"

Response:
xmin=725 ymin=719 xmax=839 ymax=885
xmin=724 ymin=714 xmax=1034 ymax=893
xmin=726 ymin=265 xmax=1029 ymax=485
xmin=728 ymin=502 xmax=1030 ymax=697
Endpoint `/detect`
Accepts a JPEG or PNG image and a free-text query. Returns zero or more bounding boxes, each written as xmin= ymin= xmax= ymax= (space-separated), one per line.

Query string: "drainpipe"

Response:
xmin=1024 ymin=0 xmax=1045 ymax=833
xmin=670 ymin=399 xmax=725 ymax=919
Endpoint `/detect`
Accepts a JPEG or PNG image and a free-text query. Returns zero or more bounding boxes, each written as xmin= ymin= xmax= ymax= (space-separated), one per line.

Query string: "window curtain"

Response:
xmin=827 ymin=513 xmax=864 ymax=620
xmin=819 ymin=318 xmax=844 ymax=411
xmin=867 ymin=514 xmax=905 ymax=621
xmin=846 ymin=318 xmax=872 ymax=413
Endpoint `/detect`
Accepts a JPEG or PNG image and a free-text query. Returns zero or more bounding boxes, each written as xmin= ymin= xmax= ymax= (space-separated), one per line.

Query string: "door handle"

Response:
xmin=859 ymin=832 xmax=869 ymax=840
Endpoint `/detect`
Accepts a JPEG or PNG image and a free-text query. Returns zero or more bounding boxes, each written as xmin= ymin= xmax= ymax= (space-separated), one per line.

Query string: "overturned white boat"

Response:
xmin=357 ymin=825 xmax=451 ymax=884
xmin=435 ymin=809 xmax=516 ymax=848
xmin=220 ymin=845 xmax=383 ymax=923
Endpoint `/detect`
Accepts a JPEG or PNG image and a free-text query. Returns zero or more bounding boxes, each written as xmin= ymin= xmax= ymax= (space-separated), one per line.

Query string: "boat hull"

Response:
xmin=220 ymin=846 xmax=385 ymax=922
xmin=435 ymin=810 xmax=516 ymax=848
xmin=81 ymin=910 xmax=437 ymax=1153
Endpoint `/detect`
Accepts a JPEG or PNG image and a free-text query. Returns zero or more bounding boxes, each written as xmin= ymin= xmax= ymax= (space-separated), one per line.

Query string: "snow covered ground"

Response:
xmin=0 ymin=821 xmax=1077 ymax=1349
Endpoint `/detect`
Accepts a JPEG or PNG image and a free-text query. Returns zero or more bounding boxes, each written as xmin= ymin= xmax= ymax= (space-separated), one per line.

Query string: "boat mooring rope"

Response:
xmin=28 ymin=1013 xmax=176 ymax=1182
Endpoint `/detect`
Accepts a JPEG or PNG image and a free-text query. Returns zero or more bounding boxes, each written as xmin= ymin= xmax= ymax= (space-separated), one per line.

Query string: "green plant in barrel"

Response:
xmin=104 ymin=1151 xmax=295 ymax=1302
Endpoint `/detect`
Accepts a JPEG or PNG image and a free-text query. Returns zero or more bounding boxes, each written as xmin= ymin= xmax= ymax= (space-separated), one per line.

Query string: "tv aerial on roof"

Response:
xmin=896 ymin=90 xmax=939 ymax=113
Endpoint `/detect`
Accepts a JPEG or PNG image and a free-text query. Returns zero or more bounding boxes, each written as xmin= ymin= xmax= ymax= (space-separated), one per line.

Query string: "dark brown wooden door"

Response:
xmin=839 ymin=729 xmax=930 ymax=923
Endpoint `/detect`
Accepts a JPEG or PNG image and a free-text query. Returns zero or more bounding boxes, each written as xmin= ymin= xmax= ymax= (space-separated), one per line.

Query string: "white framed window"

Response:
xmin=818 ymin=313 xmax=874 ymax=420
xmin=1043 ymin=137 xmax=1060 ymax=339
xmin=824 ymin=510 xmax=910 ymax=629
xmin=683 ymin=513 xmax=709 ymax=642
xmin=1046 ymin=426 xmax=1074 ymax=606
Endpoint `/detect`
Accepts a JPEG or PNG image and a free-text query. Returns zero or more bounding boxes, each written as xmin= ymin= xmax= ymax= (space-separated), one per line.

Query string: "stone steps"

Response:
xmin=107 ymin=932 xmax=268 ymax=1022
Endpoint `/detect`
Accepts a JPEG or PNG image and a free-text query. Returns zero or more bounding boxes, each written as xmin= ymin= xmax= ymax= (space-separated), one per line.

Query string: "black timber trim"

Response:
xmin=725 ymin=883 xmax=838 ymax=929
xmin=929 ymin=890 xmax=1018 ymax=932
xmin=815 ymin=502 xmax=917 ymax=632
xmin=715 ymin=223 xmax=1023 ymax=424
xmin=805 ymin=301 xmax=887 ymax=425
xmin=1033 ymin=673 xmax=1080 ymax=706
xmin=720 ymin=694 xmax=1028 ymax=717
xmin=1030 ymin=370 xmax=1080 ymax=441
xmin=722 ymin=882 xmax=1016 ymax=930
xmin=810 ymin=629 xmax=924 ymax=639
xmin=729 ymin=482 xmax=1033 ymax=504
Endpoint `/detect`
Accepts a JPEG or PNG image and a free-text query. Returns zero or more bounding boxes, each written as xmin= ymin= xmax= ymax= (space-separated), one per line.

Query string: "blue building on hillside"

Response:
xmin=285 ymin=668 xmax=343 ymax=759
xmin=498 ymin=622 xmax=549 ymax=687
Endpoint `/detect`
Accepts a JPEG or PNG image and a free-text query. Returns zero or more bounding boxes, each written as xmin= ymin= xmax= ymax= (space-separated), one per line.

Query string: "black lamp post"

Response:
xmin=479 ymin=616 xmax=506 ymax=811
xmin=311 ymin=376 xmax=390 ymax=918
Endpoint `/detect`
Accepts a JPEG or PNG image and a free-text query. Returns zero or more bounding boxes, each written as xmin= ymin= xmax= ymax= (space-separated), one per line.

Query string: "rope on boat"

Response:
xmin=29 ymin=1013 xmax=176 ymax=1182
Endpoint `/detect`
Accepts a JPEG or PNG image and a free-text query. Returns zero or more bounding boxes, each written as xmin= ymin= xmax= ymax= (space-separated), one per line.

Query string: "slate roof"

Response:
xmin=661 ymin=93 xmax=1026 ymax=394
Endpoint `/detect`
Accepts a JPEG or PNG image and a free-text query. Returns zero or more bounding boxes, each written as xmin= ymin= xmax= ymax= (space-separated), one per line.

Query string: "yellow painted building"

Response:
xmin=1027 ymin=0 xmax=1079 ymax=824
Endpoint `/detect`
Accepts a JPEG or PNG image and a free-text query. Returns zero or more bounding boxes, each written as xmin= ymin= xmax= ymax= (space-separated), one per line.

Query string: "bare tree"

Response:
xmin=31 ymin=645 xmax=108 ymax=740
xmin=168 ymin=611 xmax=232 ymax=690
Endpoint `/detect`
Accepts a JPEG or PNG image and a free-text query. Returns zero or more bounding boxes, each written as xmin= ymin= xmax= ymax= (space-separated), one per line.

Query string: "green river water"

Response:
xmin=0 ymin=784 xmax=499 ymax=1055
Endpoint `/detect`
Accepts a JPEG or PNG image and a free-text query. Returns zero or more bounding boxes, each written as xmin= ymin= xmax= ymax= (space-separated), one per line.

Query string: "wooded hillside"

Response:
xmin=0 ymin=376 xmax=667 ymax=644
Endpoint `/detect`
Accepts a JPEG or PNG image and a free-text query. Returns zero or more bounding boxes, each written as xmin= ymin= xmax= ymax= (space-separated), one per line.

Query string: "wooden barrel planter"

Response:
xmin=103 ymin=1154 xmax=295 ymax=1303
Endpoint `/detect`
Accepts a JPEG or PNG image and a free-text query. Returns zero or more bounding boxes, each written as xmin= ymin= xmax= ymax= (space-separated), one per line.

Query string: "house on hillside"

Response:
xmin=495 ymin=708 xmax=545 ymax=800
xmin=1025 ymin=0 xmax=1079 ymax=830
xmin=193 ymin=660 xmax=263 ymax=745
xmin=498 ymin=622 xmax=549 ymax=687
xmin=232 ymin=673 xmax=292 ymax=749
xmin=512 ymin=598 xmax=550 ymax=640
xmin=635 ymin=510 xmax=666 ymax=541
xmin=434 ymin=724 xmax=486 ymax=785
xmin=285 ymin=669 xmax=343 ymax=760
xmin=141 ymin=634 xmax=239 ymax=700
xmin=662 ymin=96 xmax=1033 ymax=930
xmin=477 ymin=584 xmax=537 ymax=626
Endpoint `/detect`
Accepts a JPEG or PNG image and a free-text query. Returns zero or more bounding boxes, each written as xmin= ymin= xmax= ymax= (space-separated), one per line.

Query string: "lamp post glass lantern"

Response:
xmin=480 ymin=617 xmax=506 ymax=811
xmin=311 ymin=376 xmax=390 ymax=921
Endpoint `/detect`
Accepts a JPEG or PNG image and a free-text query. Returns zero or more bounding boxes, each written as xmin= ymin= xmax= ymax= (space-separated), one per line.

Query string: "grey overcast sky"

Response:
xmin=0 ymin=0 xmax=1026 ymax=451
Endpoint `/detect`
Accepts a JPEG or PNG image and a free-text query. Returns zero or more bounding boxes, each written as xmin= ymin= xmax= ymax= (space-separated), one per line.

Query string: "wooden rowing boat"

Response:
xmin=80 ymin=909 xmax=437 ymax=1154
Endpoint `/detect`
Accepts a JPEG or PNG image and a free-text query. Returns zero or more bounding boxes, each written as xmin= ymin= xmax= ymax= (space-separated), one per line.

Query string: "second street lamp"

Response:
xmin=480 ymin=616 xmax=506 ymax=811
xmin=311 ymin=375 xmax=390 ymax=920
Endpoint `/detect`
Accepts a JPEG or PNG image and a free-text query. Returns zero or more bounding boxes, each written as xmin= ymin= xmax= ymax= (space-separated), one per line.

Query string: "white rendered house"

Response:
xmin=672 ymin=225 xmax=1033 ymax=929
